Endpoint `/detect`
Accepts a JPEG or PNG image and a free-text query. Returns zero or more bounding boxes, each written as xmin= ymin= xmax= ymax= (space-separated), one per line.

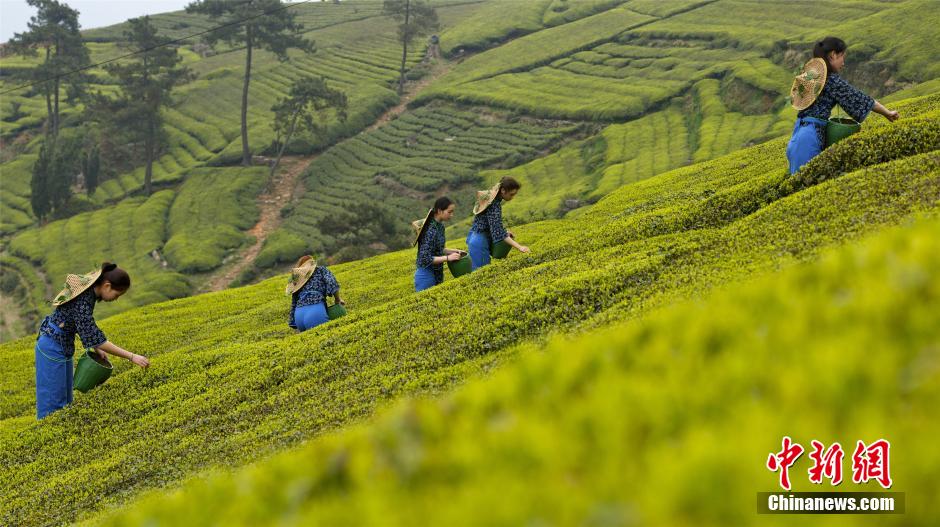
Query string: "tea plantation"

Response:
xmin=88 ymin=199 xmax=940 ymax=527
xmin=1 ymin=2 xmax=938 ymax=520
xmin=1 ymin=89 xmax=937 ymax=525
xmin=3 ymin=0 xmax=937 ymax=339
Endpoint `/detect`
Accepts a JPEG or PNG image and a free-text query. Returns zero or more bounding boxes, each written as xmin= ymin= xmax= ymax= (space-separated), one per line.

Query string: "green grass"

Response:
xmin=0 ymin=89 xmax=936 ymax=526
xmin=85 ymin=209 xmax=940 ymax=527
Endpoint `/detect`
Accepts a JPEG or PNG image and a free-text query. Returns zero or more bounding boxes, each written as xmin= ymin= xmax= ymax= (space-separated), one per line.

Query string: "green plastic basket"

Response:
xmin=491 ymin=240 xmax=511 ymax=259
xmin=826 ymin=117 xmax=861 ymax=147
xmin=74 ymin=349 xmax=113 ymax=393
xmin=447 ymin=254 xmax=472 ymax=277
xmin=327 ymin=303 xmax=348 ymax=320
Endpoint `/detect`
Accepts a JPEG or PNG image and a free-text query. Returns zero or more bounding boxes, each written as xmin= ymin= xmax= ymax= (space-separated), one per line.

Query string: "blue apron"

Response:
xmin=414 ymin=267 xmax=439 ymax=292
xmin=786 ymin=117 xmax=827 ymax=174
xmin=466 ymin=230 xmax=492 ymax=270
xmin=35 ymin=318 xmax=74 ymax=419
xmin=294 ymin=302 xmax=329 ymax=332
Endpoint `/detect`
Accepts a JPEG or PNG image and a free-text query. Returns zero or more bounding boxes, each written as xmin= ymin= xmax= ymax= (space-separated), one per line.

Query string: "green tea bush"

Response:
xmin=163 ymin=167 xmax=265 ymax=273
xmin=88 ymin=212 xmax=940 ymax=526
xmin=254 ymin=230 xmax=310 ymax=269
xmin=7 ymin=191 xmax=192 ymax=320
xmin=0 ymin=255 xmax=46 ymax=327
xmin=439 ymin=0 xmax=551 ymax=57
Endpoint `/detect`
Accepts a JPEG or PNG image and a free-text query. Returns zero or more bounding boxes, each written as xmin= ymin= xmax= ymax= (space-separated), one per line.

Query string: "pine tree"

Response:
xmin=383 ymin=0 xmax=439 ymax=96
xmin=101 ymin=16 xmax=192 ymax=195
xmin=7 ymin=0 xmax=91 ymax=137
xmin=30 ymin=140 xmax=53 ymax=221
xmin=270 ymin=76 xmax=347 ymax=179
xmin=186 ymin=0 xmax=313 ymax=166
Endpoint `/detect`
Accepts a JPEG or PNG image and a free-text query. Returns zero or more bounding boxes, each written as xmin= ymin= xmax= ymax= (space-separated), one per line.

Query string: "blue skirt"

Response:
xmin=414 ymin=267 xmax=439 ymax=292
xmin=35 ymin=323 xmax=74 ymax=419
xmin=786 ymin=117 xmax=826 ymax=174
xmin=466 ymin=230 xmax=491 ymax=270
xmin=295 ymin=302 xmax=329 ymax=332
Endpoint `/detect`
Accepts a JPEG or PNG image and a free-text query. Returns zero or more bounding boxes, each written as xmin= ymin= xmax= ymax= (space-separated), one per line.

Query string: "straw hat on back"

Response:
xmin=286 ymin=258 xmax=317 ymax=295
xmin=411 ymin=208 xmax=435 ymax=247
xmin=52 ymin=268 xmax=103 ymax=307
xmin=473 ymin=181 xmax=502 ymax=215
xmin=790 ymin=57 xmax=828 ymax=111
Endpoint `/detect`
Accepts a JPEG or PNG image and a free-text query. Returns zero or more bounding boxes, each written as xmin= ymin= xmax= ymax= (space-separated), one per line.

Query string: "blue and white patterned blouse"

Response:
xmin=799 ymin=73 xmax=875 ymax=143
xmin=416 ymin=219 xmax=446 ymax=285
xmin=289 ymin=266 xmax=340 ymax=328
xmin=470 ymin=195 xmax=508 ymax=242
xmin=39 ymin=288 xmax=107 ymax=355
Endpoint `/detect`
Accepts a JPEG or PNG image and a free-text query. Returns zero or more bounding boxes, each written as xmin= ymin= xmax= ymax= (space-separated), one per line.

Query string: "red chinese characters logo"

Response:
xmin=767 ymin=438 xmax=892 ymax=489
xmin=767 ymin=436 xmax=804 ymax=491
xmin=808 ymin=440 xmax=844 ymax=485
xmin=852 ymin=439 xmax=893 ymax=489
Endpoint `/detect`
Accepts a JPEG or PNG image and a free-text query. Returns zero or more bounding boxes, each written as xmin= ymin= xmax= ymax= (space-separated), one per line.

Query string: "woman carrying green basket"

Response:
xmin=413 ymin=196 xmax=466 ymax=292
xmin=34 ymin=263 xmax=150 ymax=419
xmin=287 ymin=255 xmax=344 ymax=332
xmin=466 ymin=177 xmax=529 ymax=270
xmin=786 ymin=37 xmax=899 ymax=174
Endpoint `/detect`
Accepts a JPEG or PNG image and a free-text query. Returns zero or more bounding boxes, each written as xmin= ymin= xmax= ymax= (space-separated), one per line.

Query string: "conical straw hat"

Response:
xmin=286 ymin=258 xmax=318 ymax=295
xmin=790 ymin=57 xmax=828 ymax=111
xmin=473 ymin=181 xmax=502 ymax=215
xmin=411 ymin=208 xmax=435 ymax=247
xmin=52 ymin=268 xmax=103 ymax=306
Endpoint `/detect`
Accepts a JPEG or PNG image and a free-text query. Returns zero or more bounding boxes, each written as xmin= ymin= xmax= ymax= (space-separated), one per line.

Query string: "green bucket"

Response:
xmin=74 ymin=349 xmax=113 ymax=393
xmin=826 ymin=117 xmax=861 ymax=147
xmin=447 ymin=254 xmax=472 ymax=277
xmin=490 ymin=240 xmax=511 ymax=259
xmin=327 ymin=303 xmax=348 ymax=320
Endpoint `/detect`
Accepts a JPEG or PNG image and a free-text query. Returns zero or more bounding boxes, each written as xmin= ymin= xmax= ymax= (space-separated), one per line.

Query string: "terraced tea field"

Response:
xmin=1 ymin=88 xmax=937 ymax=526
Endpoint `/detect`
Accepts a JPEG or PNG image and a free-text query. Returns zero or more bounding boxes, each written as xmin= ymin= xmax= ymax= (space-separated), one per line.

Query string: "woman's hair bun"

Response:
xmin=102 ymin=262 xmax=117 ymax=272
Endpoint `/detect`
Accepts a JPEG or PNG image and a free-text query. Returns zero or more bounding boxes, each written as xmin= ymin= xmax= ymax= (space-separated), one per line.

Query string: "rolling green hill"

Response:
xmin=1 ymin=87 xmax=937 ymax=525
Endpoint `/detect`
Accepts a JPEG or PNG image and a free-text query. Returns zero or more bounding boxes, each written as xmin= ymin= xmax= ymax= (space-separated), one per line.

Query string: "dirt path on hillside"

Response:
xmin=366 ymin=60 xmax=455 ymax=132
xmin=200 ymin=61 xmax=454 ymax=292
xmin=200 ymin=155 xmax=314 ymax=293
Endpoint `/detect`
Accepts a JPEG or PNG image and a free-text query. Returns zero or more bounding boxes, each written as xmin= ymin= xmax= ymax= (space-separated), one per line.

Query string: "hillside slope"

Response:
xmin=89 ymin=197 xmax=940 ymax=527
xmin=0 ymin=90 xmax=937 ymax=525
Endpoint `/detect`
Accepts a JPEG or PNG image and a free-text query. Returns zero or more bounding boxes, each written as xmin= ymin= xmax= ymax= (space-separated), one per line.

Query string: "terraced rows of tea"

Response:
xmin=1 ymin=88 xmax=937 ymax=525
xmin=424 ymin=0 xmax=938 ymax=120
xmin=267 ymin=104 xmax=579 ymax=264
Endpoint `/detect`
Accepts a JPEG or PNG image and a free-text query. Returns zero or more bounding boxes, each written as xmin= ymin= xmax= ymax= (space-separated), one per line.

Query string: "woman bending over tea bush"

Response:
xmin=35 ymin=263 xmax=150 ymax=419
xmin=787 ymin=36 xmax=900 ymax=174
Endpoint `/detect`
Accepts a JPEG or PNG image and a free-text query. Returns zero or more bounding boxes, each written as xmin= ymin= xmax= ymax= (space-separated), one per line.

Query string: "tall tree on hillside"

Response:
xmin=186 ymin=0 xmax=313 ymax=167
xmin=30 ymin=140 xmax=53 ymax=221
xmin=30 ymin=135 xmax=80 ymax=221
xmin=98 ymin=16 xmax=192 ymax=195
xmin=7 ymin=0 xmax=90 ymax=137
xmin=383 ymin=0 xmax=439 ymax=96
xmin=269 ymin=76 xmax=347 ymax=180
